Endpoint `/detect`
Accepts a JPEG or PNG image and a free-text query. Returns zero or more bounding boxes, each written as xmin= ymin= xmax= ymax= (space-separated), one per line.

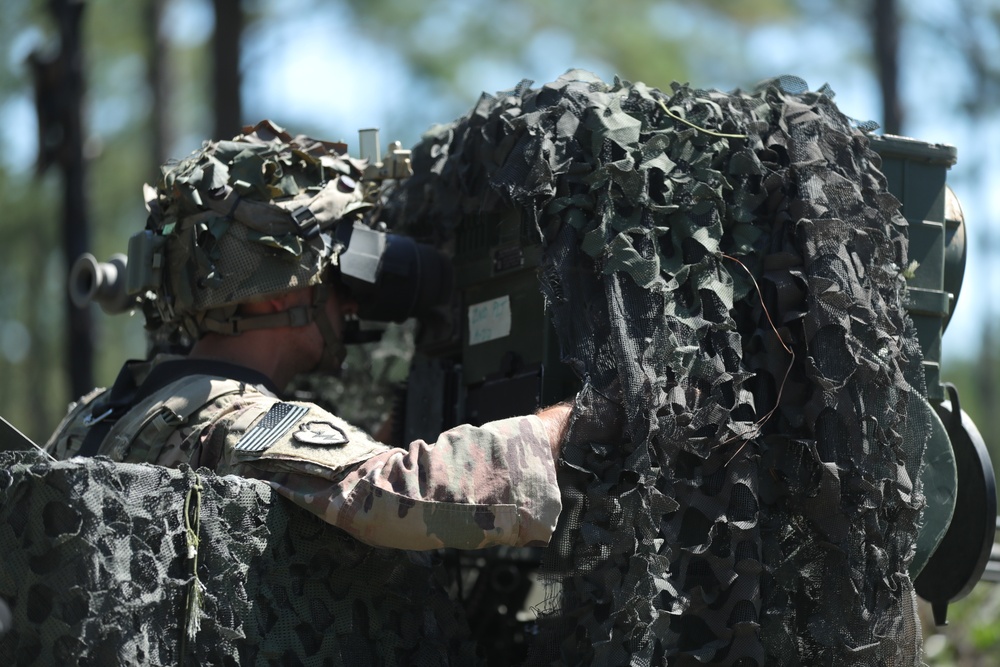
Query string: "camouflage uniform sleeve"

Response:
xmin=232 ymin=412 xmax=561 ymax=551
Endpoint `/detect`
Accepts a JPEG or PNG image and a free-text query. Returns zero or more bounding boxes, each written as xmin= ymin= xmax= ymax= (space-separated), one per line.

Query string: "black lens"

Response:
xmin=336 ymin=224 xmax=453 ymax=322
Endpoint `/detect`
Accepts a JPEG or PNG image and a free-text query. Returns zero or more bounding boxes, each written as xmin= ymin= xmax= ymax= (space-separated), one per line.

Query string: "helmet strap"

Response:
xmin=195 ymin=286 xmax=346 ymax=372
xmin=199 ymin=305 xmax=313 ymax=335
xmin=309 ymin=284 xmax=347 ymax=373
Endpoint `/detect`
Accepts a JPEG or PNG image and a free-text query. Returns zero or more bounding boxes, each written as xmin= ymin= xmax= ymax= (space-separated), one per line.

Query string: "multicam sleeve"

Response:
xmin=241 ymin=415 xmax=562 ymax=551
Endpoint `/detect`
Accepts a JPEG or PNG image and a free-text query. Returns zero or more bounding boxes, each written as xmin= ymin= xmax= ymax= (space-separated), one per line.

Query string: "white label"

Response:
xmin=468 ymin=295 xmax=512 ymax=345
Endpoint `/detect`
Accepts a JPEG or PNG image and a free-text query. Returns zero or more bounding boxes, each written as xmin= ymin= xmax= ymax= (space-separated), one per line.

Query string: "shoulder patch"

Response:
xmin=293 ymin=421 xmax=349 ymax=446
xmin=234 ymin=402 xmax=309 ymax=452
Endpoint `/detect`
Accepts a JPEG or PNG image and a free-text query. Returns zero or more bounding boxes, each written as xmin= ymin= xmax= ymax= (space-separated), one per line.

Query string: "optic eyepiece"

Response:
xmin=334 ymin=222 xmax=452 ymax=323
xmin=68 ymin=253 xmax=137 ymax=314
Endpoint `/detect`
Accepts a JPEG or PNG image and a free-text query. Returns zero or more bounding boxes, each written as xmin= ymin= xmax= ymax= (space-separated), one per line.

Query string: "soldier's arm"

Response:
xmin=226 ymin=405 xmax=568 ymax=551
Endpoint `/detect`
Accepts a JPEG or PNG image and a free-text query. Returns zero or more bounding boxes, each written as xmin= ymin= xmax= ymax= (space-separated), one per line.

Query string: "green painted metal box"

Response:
xmin=870 ymin=135 xmax=959 ymax=402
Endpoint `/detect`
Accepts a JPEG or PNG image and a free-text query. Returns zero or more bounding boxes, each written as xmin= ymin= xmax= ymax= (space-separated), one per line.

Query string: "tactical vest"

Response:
xmin=46 ymin=358 xmax=279 ymax=464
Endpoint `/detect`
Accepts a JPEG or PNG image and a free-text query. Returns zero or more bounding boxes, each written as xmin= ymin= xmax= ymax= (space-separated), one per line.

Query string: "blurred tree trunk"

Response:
xmin=212 ymin=0 xmax=243 ymax=139
xmin=976 ymin=310 xmax=998 ymax=481
xmin=146 ymin=0 xmax=173 ymax=169
xmin=30 ymin=0 xmax=93 ymax=403
xmin=56 ymin=0 xmax=94 ymax=402
xmin=872 ymin=0 xmax=904 ymax=134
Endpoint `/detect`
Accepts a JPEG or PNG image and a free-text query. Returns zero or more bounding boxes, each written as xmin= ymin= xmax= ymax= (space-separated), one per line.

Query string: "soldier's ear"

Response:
xmin=268 ymin=293 xmax=296 ymax=313
xmin=239 ymin=289 xmax=309 ymax=315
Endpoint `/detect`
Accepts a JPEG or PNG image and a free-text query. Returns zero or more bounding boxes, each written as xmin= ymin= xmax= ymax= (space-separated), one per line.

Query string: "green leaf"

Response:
xmin=246 ymin=230 xmax=304 ymax=257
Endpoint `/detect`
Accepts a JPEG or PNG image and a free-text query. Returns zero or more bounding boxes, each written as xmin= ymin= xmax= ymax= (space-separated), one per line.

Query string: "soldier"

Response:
xmin=46 ymin=120 xmax=570 ymax=552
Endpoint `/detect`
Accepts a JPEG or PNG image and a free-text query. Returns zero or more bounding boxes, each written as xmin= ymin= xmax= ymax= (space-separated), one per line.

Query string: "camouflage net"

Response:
xmin=383 ymin=71 xmax=929 ymax=665
xmin=0 ymin=449 xmax=477 ymax=666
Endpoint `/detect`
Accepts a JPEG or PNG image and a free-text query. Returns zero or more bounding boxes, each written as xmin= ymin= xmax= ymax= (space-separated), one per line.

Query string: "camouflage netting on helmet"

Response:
xmin=142 ymin=120 xmax=370 ymax=338
xmin=381 ymin=71 xmax=929 ymax=665
xmin=0 ymin=450 xmax=478 ymax=666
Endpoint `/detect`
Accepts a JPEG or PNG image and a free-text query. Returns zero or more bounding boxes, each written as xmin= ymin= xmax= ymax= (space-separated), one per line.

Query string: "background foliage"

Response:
xmin=0 ymin=0 xmax=998 ymax=662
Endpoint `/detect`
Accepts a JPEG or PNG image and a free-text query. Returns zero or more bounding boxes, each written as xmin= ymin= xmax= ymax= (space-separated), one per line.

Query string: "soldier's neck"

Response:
xmin=188 ymin=330 xmax=308 ymax=390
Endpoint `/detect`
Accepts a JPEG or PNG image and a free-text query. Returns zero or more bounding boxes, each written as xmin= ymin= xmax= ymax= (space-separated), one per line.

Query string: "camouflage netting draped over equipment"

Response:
xmin=0 ymin=450 xmax=477 ymax=666
xmin=383 ymin=71 xmax=929 ymax=665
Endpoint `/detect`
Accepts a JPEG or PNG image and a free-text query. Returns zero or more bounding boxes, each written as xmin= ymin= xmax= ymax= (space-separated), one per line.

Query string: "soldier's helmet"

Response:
xmin=133 ymin=120 xmax=370 ymax=339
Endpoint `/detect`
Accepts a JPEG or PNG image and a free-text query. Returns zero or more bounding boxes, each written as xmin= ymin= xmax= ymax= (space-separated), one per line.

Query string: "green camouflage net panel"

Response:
xmin=0 ymin=450 xmax=478 ymax=666
xmin=382 ymin=71 xmax=929 ymax=665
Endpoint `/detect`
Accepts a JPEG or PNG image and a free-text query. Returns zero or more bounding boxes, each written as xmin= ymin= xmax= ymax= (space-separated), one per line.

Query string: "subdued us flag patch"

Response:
xmin=234 ymin=402 xmax=309 ymax=452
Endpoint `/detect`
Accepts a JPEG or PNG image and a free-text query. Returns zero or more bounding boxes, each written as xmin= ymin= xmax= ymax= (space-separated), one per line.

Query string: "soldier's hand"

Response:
xmin=535 ymin=401 xmax=573 ymax=461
